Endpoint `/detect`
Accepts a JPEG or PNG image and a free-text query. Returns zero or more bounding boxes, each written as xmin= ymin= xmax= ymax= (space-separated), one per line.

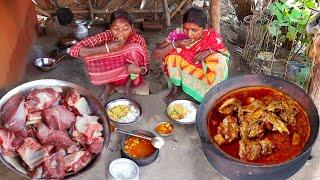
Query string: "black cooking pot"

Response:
xmin=120 ymin=130 xmax=159 ymax=166
xmin=196 ymin=74 xmax=319 ymax=180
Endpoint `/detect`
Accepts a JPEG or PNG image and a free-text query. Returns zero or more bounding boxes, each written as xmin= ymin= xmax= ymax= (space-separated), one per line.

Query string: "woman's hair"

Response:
xmin=110 ymin=9 xmax=134 ymax=25
xmin=183 ymin=7 xmax=207 ymax=28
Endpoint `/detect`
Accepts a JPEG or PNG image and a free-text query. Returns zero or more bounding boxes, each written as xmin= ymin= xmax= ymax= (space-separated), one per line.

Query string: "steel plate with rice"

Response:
xmin=105 ymin=99 xmax=142 ymax=124
xmin=167 ymin=100 xmax=198 ymax=124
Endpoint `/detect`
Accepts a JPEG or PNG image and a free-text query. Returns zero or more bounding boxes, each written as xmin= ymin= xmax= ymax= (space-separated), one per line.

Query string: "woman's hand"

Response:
xmin=126 ymin=64 xmax=142 ymax=74
xmin=194 ymin=50 xmax=211 ymax=64
xmin=108 ymin=40 xmax=125 ymax=52
xmin=173 ymin=39 xmax=194 ymax=48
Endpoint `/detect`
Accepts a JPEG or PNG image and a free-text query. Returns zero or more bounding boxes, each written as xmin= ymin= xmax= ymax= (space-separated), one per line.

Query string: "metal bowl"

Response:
xmin=33 ymin=57 xmax=57 ymax=71
xmin=0 ymin=79 xmax=111 ymax=179
xmin=196 ymin=74 xmax=319 ymax=180
xmin=105 ymin=99 xmax=143 ymax=125
xmin=120 ymin=130 xmax=159 ymax=166
xmin=166 ymin=100 xmax=198 ymax=124
xmin=155 ymin=122 xmax=173 ymax=136
xmin=108 ymin=158 xmax=139 ymax=180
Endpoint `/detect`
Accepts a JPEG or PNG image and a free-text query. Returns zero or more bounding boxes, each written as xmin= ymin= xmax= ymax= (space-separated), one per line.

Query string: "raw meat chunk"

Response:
xmin=65 ymin=89 xmax=80 ymax=107
xmin=74 ymin=115 xmax=102 ymax=144
xmin=0 ymin=128 xmax=18 ymax=157
xmin=17 ymin=138 xmax=48 ymax=170
xmin=1 ymin=94 xmax=27 ymax=138
xmin=26 ymin=112 xmax=42 ymax=126
xmin=25 ymin=87 xmax=62 ymax=113
xmin=43 ymin=105 xmax=75 ymax=131
xmin=43 ymin=149 xmax=66 ymax=179
xmin=87 ymin=137 xmax=104 ymax=154
xmin=67 ymin=143 xmax=82 ymax=154
xmin=65 ymin=89 xmax=92 ymax=116
xmin=64 ymin=151 xmax=92 ymax=172
xmin=36 ymin=123 xmax=75 ymax=149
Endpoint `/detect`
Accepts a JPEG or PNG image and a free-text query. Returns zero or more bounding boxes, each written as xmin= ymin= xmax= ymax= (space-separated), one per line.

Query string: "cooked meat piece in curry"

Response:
xmin=239 ymin=138 xmax=275 ymax=161
xmin=240 ymin=121 xmax=264 ymax=139
xmin=239 ymin=139 xmax=262 ymax=161
xmin=218 ymin=98 xmax=241 ymax=115
xmin=217 ymin=115 xmax=239 ymax=143
xmin=259 ymin=138 xmax=275 ymax=155
xmin=261 ymin=112 xmax=290 ymax=135
xmin=266 ymin=101 xmax=299 ymax=125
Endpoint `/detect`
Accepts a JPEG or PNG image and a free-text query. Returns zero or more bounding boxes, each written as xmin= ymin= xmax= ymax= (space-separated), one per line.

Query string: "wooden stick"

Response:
xmin=88 ymin=0 xmax=94 ymax=20
xmin=162 ymin=0 xmax=171 ymax=26
xmin=170 ymin=0 xmax=188 ymax=19
xmin=35 ymin=6 xmax=52 ymax=17
xmin=154 ymin=0 xmax=159 ymax=21
xmin=210 ymin=0 xmax=221 ymax=32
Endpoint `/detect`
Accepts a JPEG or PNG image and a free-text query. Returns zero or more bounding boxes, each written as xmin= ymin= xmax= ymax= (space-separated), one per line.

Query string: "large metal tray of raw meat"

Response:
xmin=0 ymin=79 xmax=111 ymax=179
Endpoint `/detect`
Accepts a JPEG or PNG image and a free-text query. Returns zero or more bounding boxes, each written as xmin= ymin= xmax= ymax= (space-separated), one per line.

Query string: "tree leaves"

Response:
xmin=268 ymin=0 xmax=318 ymax=45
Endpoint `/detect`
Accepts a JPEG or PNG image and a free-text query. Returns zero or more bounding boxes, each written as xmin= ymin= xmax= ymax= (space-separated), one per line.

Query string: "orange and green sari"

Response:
xmin=163 ymin=28 xmax=229 ymax=102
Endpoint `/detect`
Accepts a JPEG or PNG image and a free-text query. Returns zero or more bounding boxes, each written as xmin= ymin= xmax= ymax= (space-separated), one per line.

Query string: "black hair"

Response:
xmin=182 ymin=7 xmax=207 ymax=28
xmin=110 ymin=9 xmax=134 ymax=25
xmin=56 ymin=8 xmax=73 ymax=25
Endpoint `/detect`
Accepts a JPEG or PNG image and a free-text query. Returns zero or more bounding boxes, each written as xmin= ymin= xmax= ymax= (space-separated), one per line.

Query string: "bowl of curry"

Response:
xmin=196 ymin=74 xmax=319 ymax=180
xmin=120 ymin=130 xmax=159 ymax=166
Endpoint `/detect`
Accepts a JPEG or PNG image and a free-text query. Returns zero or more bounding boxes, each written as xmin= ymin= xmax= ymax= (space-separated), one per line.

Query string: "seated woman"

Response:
xmin=152 ymin=7 xmax=229 ymax=103
xmin=69 ymin=9 xmax=149 ymax=102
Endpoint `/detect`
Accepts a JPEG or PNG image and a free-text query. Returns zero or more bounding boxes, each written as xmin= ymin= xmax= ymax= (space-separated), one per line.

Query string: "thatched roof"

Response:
xmin=34 ymin=0 xmax=193 ymax=16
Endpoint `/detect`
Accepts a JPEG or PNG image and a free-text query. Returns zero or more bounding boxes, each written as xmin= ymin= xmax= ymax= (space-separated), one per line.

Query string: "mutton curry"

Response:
xmin=208 ymin=86 xmax=310 ymax=164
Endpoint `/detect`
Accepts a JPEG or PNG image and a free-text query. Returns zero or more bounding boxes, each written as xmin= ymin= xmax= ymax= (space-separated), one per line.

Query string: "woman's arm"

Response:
xmin=151 ymin=40 xmax=175 ymax=59
xmin=69 ymin=31 xmax=116 ymax=57
xmin=151 ymin=39 xmax=193 ymax=59
xmin=78 ymin=40 xmax=124 ymax=57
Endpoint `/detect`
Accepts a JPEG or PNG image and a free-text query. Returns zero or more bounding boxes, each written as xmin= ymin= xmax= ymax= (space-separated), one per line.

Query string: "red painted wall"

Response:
xmin=0 ymin=0 xmax=37 ymax=88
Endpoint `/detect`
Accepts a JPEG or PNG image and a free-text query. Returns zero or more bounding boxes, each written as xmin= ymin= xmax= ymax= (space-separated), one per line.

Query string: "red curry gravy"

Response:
xmin=208 ymin=86 xmax=310 ymax=164
xmin=124 ymin=136 xmax=156 ymax=158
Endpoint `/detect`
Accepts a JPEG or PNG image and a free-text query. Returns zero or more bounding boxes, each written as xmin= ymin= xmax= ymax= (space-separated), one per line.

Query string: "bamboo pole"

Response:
xmin=88 ymin=0 xmax=94 ymax=21
xmin=308 ymin=33 xmax=320 ymax=111
xmin=162 ymin=0 xmax=171 ymax=26
xmin=170 ymin=0 xmax=188 ymax=19
xmin=35 ymin=7 xmax=52 ymax=17
xmin=210 ymin=0 xmax=221 ymax=32
xmin=46 ymin=9 xmax=164 ymax=14
xmin=154 ymin=0 xmax=159 ymax=21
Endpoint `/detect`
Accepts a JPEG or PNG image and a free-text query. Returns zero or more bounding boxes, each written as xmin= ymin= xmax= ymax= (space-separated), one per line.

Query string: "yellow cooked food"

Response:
xmin=107 ymin=105 xmax=130 ymax=121
xmin=168 ymin=103 xmax=188 ymax=120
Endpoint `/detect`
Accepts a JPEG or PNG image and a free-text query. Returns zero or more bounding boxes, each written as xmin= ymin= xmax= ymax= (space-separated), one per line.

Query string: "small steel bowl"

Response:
xmin=155 ymin=121 xmax=173 ymax=136
xmin=108 ymin=158 xmax=139 ymax=180
xmin=166 ymin=100 xmax=198 ymax=124
xmin=34 ymin=58 xmax=57 ymax=72
xmin=105 ymin=99 xmax=143 ymax=125
xmin=120 ymin=130 xmax=159 ymax=166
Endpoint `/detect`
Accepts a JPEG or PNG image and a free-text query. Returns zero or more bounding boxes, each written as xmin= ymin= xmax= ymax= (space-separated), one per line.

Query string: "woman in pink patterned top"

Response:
xmin=69 ymin=9 xmax=149 ymax=102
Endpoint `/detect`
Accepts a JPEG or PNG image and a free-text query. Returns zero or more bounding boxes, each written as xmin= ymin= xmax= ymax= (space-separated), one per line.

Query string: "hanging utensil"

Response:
xmin=115 ymin=128 xmax=165 ymax=149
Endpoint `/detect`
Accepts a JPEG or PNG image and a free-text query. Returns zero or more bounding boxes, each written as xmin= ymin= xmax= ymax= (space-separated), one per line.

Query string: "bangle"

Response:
xmin=105 ymin=43 xmax=110 ymax=53
xmin=172 ymin=40 xmax=177 ymax=49
xmin=140 ymin=67 xmax=147 ymax=75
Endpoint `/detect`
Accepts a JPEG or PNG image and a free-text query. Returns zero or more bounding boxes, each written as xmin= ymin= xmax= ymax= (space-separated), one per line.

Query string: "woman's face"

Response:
xmin=110 ymin=18 xmax=132 ymax=42
xmin=183 ymin=23 xmax=204 ymax=41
